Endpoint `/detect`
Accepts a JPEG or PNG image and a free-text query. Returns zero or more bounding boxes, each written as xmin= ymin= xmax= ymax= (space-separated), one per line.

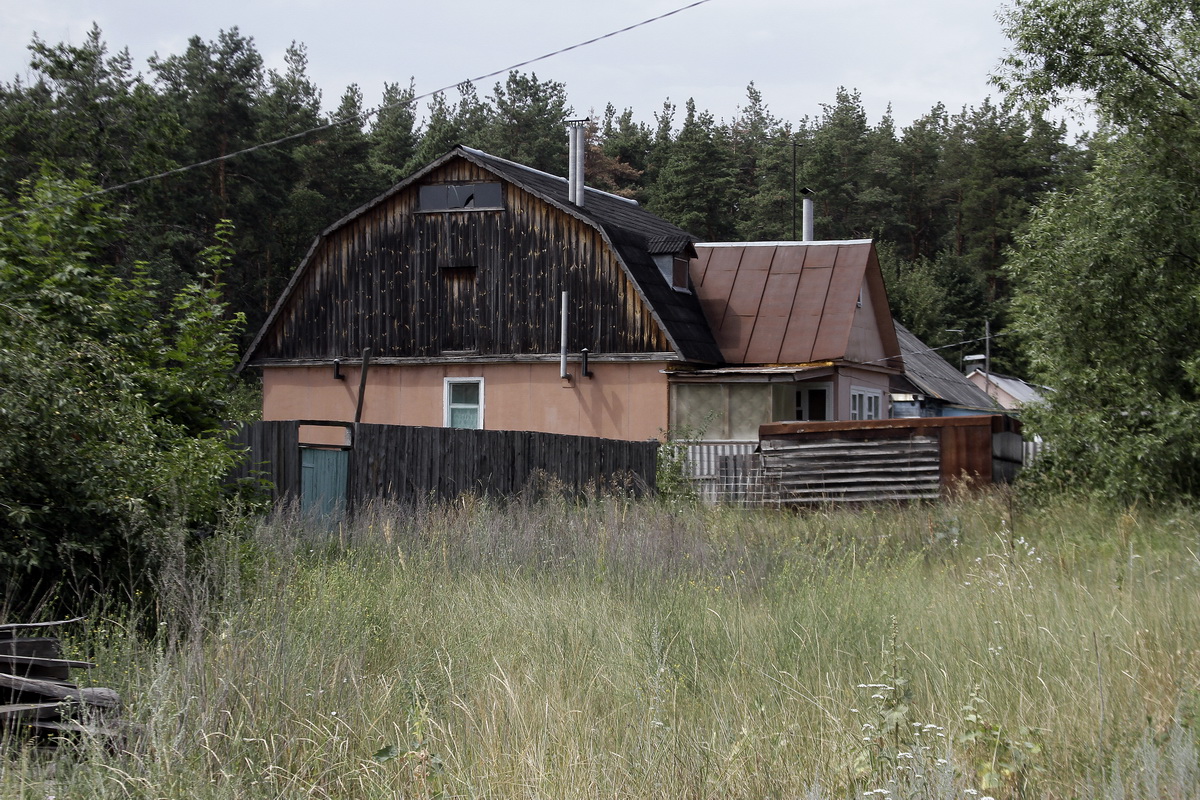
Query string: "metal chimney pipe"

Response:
xmin=567 ymin=130 xmax=577 ymax=200
xmin=573 ymin=124 xmax=586 ymax=206
xmin=800 ymin=187 xmax=815 ymax=242
xmin=566 ymin=119 xmax=587 ymax=207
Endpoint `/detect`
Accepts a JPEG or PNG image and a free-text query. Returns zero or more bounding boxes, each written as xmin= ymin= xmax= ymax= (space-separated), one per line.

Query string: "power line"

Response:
xmin=1 ymin=0 xmax=714 ymax=220
xmin=861 ymin=330 xmax=1010 ymax=368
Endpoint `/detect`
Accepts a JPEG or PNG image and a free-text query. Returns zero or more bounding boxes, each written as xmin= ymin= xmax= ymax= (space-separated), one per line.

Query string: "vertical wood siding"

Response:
xmin=258 ymin=161 xmax=671 ymax=361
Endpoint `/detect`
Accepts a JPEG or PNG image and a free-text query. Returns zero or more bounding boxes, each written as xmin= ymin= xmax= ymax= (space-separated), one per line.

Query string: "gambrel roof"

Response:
xmin=453 ymin=148 xmax=722 ymax=364
xmin=239 ymin=145 xmax=723 ymax=370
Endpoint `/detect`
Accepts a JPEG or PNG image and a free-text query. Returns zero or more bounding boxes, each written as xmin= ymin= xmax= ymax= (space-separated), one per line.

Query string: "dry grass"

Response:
xmin=3 ymin=492 xmax=1199 ymax=798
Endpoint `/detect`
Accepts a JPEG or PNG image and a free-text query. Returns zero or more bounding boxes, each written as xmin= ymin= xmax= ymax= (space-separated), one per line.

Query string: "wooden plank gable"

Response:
xmin=248 ymin=157 xmax=675 ymax=364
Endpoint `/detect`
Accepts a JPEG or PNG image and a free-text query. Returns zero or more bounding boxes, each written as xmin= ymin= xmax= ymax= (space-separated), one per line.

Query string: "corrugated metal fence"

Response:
xmin=229 ymin=421 xmax=658 ymax=509
xmin=684 ymin=443 xmax=764 ymax=505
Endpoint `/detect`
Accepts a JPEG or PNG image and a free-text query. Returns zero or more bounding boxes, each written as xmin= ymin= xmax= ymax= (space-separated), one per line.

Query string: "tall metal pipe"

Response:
xmin=566 ymin=120 xmax=587 ymax=207
xmin=573 ymin=124 xmax=586 ymax=206
xmin=560 ymin=290 xmax=570 ymax=380
xmin=801 ymin=188 xmax=815 ymax=242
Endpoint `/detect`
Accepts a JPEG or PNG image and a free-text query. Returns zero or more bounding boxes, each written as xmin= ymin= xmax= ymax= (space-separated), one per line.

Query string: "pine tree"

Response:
xmin=484 ymin=71 xmax=571 ymax=173
xmin=370 ymin=79 xmax=419 ymax=184
xmin=649 ymin=98 xmax=736 ymax=240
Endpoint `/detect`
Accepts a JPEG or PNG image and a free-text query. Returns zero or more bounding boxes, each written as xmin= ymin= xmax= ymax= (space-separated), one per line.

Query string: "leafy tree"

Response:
xmin=0 ymin=175 xmax=248 ymax=606
xmin=1007 ymin=137 xmax=1200 ymax=500
xmin=999 ymin=0 xmax=1200 ymax=500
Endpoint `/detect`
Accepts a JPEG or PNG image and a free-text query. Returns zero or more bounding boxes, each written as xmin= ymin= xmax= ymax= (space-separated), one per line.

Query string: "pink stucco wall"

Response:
xmin=262 ymin=361 xmax=672 ymax=442
xmin=834 ymin=366 xmax=893 ymax=420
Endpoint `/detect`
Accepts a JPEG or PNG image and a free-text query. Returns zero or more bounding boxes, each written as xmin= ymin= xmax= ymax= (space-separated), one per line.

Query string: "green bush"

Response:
xmin=0 ymin=174 xmax=248 ymax=609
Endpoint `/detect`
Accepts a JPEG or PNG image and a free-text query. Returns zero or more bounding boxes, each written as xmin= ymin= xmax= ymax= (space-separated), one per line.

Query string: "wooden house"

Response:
xmin=240 ymin=146 xmax=905 ymax=445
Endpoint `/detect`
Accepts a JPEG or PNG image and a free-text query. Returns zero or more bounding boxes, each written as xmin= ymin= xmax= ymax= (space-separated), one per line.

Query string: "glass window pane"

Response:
xmin=473 ymin=183 xmax=502 ymax=207
xmin=449 ymin=407 xmax=478 ymax=429
xmin=729 ymin=384 xmax=770 ymax=441
xmin=450 ymin=382 xmax=479 ymax=405
xmin=674 ymin=384 xmax=725 ymax=437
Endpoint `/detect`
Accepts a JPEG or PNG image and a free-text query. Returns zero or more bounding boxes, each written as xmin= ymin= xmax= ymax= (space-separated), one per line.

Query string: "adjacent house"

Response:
xmin=965 ymin=368 xmax=1049 ymax=411
xmin=671 ymin=240 xmax=904 ymax=442
xmin=239 ymin=144 xmax=908 ymax=445
xmin=890 ymin=320 xmax=997 ymax=417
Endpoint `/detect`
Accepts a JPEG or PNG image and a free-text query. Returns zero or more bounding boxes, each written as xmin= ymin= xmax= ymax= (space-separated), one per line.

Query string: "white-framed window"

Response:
xmin=444 ymin=378 xmax=484 ymax=429
xmin=796 ymin=382 xmax=833 ymax=421
xmin=850 ymin=387 xmax=883 ymax=420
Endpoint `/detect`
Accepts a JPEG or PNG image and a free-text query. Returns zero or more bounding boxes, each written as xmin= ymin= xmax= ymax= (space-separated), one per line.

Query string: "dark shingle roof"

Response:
xmin=893 ymin=320 xmax=996 ymax=409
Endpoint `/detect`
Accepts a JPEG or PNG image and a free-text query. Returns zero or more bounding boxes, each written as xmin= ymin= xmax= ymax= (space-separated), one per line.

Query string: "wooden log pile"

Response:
xmin=0 ymin=617 xmax=122 ymax=741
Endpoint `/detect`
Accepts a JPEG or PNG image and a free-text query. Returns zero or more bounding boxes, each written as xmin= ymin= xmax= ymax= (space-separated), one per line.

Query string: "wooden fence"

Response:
xmin=755 ymin=415 xmax=1023 ymax=506
xmin=229 ymin=421 xmax=658 ymax=510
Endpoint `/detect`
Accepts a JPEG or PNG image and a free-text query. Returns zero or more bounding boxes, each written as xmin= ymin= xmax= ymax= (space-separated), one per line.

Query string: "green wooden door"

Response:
xmin=300 ymin=447 xmax=348 ymax=517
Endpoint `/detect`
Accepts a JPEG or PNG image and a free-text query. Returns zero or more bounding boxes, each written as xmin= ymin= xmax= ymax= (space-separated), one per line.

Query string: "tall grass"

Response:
xmin=3 ymin=493 xmax=1199 ymax=799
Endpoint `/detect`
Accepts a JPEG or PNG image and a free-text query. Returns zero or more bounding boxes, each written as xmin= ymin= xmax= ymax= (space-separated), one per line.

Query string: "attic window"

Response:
xmin=419 ymin=183 xmax=502 ymax=211
xmin=653 ymin=254 xmax=692 ymax=293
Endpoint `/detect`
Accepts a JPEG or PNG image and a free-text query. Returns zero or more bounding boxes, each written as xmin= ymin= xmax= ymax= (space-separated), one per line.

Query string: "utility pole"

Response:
xmin=791 ymin=136 xmax=798 ymax=240
xmin=984 ymin=319 xmax=992 ymax=403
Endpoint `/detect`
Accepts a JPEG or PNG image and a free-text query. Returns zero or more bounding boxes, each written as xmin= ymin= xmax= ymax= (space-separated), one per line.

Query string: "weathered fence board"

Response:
xmin=232 ymin=421 xmax=658 ymax=509
xmin=757 ymin=415 xmax=1023 ymax=507
xmin=0 ymin=619 xmax=122 ymax=742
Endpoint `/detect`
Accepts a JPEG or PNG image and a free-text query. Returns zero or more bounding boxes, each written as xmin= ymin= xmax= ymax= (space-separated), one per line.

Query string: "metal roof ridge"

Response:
xmin=697 ymin=239 xmax=874 ymax=247
xmin=460 ymin=146 xmax=640 ymax=206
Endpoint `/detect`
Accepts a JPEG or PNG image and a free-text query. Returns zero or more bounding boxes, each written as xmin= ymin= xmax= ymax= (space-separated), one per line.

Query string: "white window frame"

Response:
xmin=444 ymin=377 xmax=484 ymax=429
xmin=850 ymin=387 xmax=884 ymax=421
xmin=796 ymin=382 xmax=833 ymax=422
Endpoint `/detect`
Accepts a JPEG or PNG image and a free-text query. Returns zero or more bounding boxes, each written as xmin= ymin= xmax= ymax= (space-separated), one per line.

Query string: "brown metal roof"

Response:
xmin=691 ymin=241 xmax=901 ymax=369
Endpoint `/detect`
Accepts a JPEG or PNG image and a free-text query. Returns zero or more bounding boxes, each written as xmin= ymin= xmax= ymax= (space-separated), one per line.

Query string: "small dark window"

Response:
xmin=419 ymin=183 xmax=502 ymax=211
xmin=672 ymin=256 xmax=690 ymax=291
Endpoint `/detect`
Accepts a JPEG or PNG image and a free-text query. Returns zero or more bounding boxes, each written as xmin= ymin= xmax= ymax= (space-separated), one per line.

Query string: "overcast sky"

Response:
xmin=1 ymin=0 xmax=1019 ymax=133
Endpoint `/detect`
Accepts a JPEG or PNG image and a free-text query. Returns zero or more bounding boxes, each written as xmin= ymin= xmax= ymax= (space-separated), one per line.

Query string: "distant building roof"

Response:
xmin=966 ymin=369 xmax=1049 ymax=409
xmin=893 ymin=320 xmax=996 ymax=409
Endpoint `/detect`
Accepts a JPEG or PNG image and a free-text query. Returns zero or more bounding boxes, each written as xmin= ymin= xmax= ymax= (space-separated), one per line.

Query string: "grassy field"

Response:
xmin=4 ymin=492 xmax=1200 ymax=799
